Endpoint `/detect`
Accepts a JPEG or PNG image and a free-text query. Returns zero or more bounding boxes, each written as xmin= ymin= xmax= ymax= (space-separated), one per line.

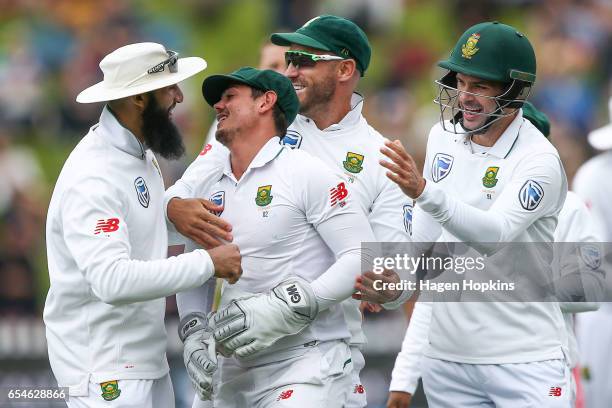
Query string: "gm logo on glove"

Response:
xmin=283 ymin=284 xmax=306 ymax=307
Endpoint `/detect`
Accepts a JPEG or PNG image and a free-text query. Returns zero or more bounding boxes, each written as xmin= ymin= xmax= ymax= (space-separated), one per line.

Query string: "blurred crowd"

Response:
xmin=0 ymin=0 xmax=610 ymax=321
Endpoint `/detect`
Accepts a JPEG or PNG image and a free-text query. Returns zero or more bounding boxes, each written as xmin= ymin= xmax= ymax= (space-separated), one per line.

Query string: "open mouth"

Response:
xmin=292 ymin=83 xmax=305 ymax=92
xmin=462 ymin=106 xmax=482 ymax=121
xmin=217 ymin=113 xmax=228 ymax=125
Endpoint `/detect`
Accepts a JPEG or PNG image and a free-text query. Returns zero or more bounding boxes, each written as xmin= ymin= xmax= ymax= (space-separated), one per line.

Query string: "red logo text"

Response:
xmin=277 ymin=389 xmax=293 ymax=401
xmin=330 ymin=182 xmax=349 ymax=206
xmin=199 ymin=144 xmax=213 ymax=156
xmin=549 ymin=387 xmax=562 ymax=397
xmin=95 ymin=218 xmax=120 ymax=234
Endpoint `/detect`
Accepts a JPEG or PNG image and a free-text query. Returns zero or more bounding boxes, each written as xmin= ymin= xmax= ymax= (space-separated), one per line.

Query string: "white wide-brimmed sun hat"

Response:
xmin=76 ymin=42 xmax=207 ymax=103
xmin=588 ymin=97 xmax=612 ymax=151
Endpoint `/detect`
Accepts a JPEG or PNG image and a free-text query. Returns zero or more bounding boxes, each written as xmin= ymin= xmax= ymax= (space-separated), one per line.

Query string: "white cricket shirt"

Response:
xmin=43 ymin=107 xmax=215 ymax=395
xmin=168 ymin=94 xmax=411 ymax=348
xmin=182 ymin=137 xmax=375 ymax=363
xmin=414 ymin=111 xmax=569 ymax=364
xmin=389 ymin=191 xmax=601 ymax=394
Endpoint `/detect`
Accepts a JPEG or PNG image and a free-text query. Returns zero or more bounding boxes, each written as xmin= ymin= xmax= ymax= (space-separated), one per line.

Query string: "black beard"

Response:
xmin=141 ymin=93 xmax=185 ymax=159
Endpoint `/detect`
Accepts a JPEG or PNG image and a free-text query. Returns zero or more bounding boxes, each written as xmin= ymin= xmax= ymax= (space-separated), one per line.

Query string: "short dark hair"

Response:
xmin=251 ymin=87 xmax=288 ymax=136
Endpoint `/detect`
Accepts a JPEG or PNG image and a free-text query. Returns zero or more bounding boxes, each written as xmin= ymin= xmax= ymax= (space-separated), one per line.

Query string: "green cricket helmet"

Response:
xmin=434 ymin=21 xmax=536 ymax=134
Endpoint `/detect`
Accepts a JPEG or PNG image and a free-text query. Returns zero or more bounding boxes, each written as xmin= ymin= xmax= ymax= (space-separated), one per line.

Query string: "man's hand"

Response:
xmin=387 ymin=391 xmax=413 ymax=408
xmin=353 ymin=269 xmax=402 ymax=305
xmin=360 ymin=301 xmax=382 ymax=313
xmin=208 ymin=244 xmax=242 ymax=284
xmin=168 ymin=197 xmax=233 ymax=249
xmin=379 ymin=140 xmax=426 ymax=199
xmin=210 ymin=277 xmax=318 ymax=359
xmin=179 ymin=313 xmax=218 ymax=401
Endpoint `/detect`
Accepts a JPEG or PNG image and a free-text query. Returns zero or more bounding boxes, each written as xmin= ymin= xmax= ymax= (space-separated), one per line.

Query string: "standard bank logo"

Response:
xmin=209 ymin=191 xmax=225 ymax=216
xmin=280 ymin=130 xmax=303 ymax=149
xmin=134 ymin=177 xmax=149 ymax=208
xmin=518 ymin=180 xmax=544 ymax=211
xmin=403 ymin=204 xmax=413 ymax=235
xmin=579 ymin=244 xmax=602 ymax=271
xmin=432 ymin=153 xmax=454 ymax=182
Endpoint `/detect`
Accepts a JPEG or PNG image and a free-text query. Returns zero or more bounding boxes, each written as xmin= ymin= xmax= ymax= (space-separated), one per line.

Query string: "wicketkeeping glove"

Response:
xmin=210 ymin=277 xmax=319 ymax=359
xmin=178 ymin=312 xmax=218 ymax=401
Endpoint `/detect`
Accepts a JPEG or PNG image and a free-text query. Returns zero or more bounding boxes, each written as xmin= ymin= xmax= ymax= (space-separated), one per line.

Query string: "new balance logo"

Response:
xmin=199 ymin=143 xmax=212 ymax=156
xmin=330 ymin=182 xmax=348 ymax=206
xmin=277 ymin=389 xmax=293 ymax=401
xmin=548 ymin=387 xmax=562 ymax=397
xmin=286 ymin=284 xmax=302 ymax=304
xmin=94 ymin=218 xmax=120 ymax=234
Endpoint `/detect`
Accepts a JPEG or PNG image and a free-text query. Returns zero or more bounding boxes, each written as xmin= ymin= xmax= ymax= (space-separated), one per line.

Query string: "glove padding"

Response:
xmin=178 ymin=313 xmax=218 ymax=401
xmin=210 ymin=277 xmax=319 ymax=358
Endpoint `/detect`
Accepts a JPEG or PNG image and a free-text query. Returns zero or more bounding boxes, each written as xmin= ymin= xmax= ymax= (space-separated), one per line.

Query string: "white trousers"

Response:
xmin=345 ymin=346 xmax=367 ymax=408
xmin=68 ymin=374 xmax=174 ymax=408
xmin=191 ymin=340 xmax=352 ymax=408
xmin=421 ymin=357 xmax=571 ymax=408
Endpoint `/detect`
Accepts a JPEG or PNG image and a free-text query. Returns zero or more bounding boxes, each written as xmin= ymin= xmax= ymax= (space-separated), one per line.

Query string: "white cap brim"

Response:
xmin=588 ymin=123 xmax=612 ymax=151
xmin=76 ymin=57 xmax=207 ymax=103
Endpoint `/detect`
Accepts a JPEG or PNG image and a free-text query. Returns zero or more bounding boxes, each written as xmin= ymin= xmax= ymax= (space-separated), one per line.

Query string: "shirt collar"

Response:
xmin=95 ymin=105 xmax=147 ymax=160
xmin=295 ymin=92 xmax=364 ymax=131
xmin=222 ymin=136 xmax=284 ymax=179
xmin=465 ymin=109 xmax=524 ymax=159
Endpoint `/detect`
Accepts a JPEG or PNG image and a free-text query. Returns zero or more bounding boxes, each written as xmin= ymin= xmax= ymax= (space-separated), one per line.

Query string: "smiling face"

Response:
xmin=456 ymin=73 xmax=509 ymax=133
xmin=141 ymin=84 xmax=185 ymax=159
xmin=284 ymin=45 xmax=339 ymax=117
xmin=213 ymin=84 xmax=260 ymax=147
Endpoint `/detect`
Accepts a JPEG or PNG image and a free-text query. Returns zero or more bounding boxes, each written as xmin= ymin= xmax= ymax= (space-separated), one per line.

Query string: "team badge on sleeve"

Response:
xmin=281 ymin=130 xmax=303 ymax=149
xmin=100 ymin=380 xmax=121 ymax=401
xmin=432 ymin=153 xmax=454 ymax=182
xmin=482 ymin=166 xmax=499 ymax=188
xmin=255 ymin=185 xmax=273 ymax=206
xmin=209 ymin=191 xmax=225 ymax=216
xmin=343 ymin=152 xmax=364 ymax=174
xmin=134 ymin=177 xmax=150 ymax=208
xmin=518 ymin=180 xmax=544 ymax=211
xmin=403 ymin=204 xmax=413 ymax=235
xmin=579 ymin=244 xmax=602 ymax=271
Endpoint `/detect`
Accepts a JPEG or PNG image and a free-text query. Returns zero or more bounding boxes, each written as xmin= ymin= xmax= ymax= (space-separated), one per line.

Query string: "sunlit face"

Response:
xmin=456 ymin=73 xmax=506 ymax=132
xmin=213 ymin=84 xmax=259 ymax=146
xmin=259 ymin=44 xmax=288 ymax=74
xmin=284 ymin=44 xmax=338 ymax=117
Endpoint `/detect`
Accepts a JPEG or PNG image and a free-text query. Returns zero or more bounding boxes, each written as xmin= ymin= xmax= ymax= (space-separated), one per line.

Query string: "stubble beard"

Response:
xmin=298 ymin=74 xmax=337 ymax=118
xmin=215 ymin=126 xmax=239 ymax=147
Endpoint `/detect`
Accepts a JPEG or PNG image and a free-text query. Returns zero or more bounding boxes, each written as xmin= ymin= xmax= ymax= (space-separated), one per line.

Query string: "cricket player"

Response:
xmin=43 ymin=43 xmax=241 ymax=408
xmin=176 ymin=66 xmax=376 ymax=407
xmin=387 ymin=105 xmax=601 ymax=408
xmin=200 ymin=41 xmax=288 ymax=147
xmin=356 ymin=22 xmax=571 ymax=407
xmin=166 ymin=16 xmax=412 ymax=407
xmin=572 ymin=96 xmax=612 ymax=408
